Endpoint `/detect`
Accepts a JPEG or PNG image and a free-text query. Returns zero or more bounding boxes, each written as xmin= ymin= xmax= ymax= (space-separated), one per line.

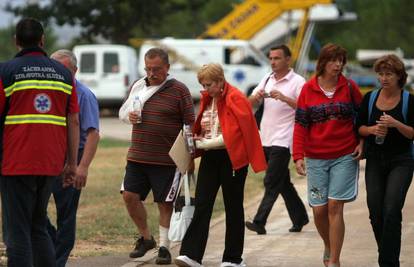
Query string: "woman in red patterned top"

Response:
xmin=293 ymin=43 xmax=363 ymax=267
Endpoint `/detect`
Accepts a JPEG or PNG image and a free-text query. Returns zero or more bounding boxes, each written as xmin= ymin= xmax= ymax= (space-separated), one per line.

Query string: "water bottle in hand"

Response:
xmin=375 ymin=125 xmax=386 ymax=145
xmin=375 ymin=135 xmax=385 ymax=145
xmin=183 ymin=124 xmax=195 ymax=154
xmin=133 ymin=96 xmax=142 ymax=124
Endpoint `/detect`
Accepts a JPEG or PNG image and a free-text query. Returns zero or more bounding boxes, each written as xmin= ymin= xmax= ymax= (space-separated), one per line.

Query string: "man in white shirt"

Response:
xmin=246 ymin=45 xmax=309 ymax=234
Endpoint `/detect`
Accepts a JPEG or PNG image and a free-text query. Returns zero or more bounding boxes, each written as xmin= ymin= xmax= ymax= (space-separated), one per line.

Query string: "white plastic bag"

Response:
xmin=168 ymin=173 xmax=195 ymax=242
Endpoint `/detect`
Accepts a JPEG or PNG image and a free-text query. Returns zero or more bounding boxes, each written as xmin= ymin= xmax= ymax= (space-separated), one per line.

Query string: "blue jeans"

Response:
xmin=47 ymin=176 xmax=81 ymax=267
xmin=0 ymin=175 xmax=56 ymax=267
xmin=365 ymin=152 xmax=414 ymax=267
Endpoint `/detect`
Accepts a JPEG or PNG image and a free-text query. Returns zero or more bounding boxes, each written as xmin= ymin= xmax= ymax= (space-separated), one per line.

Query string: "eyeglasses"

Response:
xmin=144 ymin=66 xmax=163 ymax=73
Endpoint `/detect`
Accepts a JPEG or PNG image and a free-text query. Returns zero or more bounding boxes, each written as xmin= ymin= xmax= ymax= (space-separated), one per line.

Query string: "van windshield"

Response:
xmin=80 ymin=53 xmax=96 ymax=73
xmin=104 ymin=53 xmax=120 ymax=73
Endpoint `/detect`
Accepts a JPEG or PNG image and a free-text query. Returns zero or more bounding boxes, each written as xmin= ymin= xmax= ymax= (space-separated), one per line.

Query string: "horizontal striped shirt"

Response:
xmin=127 ymin=78 xmax=195 ymax=166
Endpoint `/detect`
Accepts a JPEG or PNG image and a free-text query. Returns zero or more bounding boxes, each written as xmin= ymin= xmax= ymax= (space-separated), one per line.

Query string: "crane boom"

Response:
xmin=200 ymin=0 xmax=333 ymax=40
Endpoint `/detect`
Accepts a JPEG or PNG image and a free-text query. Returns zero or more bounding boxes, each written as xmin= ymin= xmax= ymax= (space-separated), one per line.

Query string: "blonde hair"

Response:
xmin=197 ymin=63 xmax=225 ymax=84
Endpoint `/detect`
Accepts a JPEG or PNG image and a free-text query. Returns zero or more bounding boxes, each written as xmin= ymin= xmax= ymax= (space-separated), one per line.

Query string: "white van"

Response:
xmin=73 ymin=44 xmax=138 ymax=108
xmin=139 ymin=38 xmax=271 ymax=99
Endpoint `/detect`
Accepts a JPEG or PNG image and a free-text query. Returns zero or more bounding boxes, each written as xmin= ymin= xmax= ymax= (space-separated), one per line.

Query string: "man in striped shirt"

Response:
xmin=119 ymin=48 xmax=195 ymax=264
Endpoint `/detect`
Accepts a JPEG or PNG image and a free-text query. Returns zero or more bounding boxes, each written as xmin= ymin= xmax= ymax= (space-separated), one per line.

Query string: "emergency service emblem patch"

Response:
xmin=34 ymin=93 xmax=52 ymax=113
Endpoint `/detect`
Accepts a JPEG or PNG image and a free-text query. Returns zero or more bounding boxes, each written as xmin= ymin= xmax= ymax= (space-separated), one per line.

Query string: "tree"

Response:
xmin=7 ymin=0 xmax=239 ymax=44
xmin=314 ymin=0 xmax=414 ymax=58
xmin=0 ymin=25 xmax=58 ymax=62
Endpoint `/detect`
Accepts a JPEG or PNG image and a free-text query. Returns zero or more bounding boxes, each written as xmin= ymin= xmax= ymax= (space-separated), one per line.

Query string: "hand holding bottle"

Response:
xmin=129 ymin=96 xmax=142 ymax=124
xmin=374 ymin=112 xmax=388 ymax=144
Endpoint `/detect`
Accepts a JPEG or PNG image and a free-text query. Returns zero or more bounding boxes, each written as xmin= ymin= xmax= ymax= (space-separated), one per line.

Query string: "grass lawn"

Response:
xmin=46 ymin=138 xmax=301 ymax=257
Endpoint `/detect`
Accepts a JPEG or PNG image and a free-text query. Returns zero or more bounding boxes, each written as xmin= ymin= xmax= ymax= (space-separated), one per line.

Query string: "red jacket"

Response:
xmin=293 ymin=74 xmax=362 ymax=161
xmin=194 ymin=82 xmax=267 ymax=173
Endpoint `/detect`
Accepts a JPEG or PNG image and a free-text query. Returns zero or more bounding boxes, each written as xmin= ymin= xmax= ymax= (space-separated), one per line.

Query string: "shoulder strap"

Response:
xmin=401 ymin=90 xmax=414 ymax=158
xmin=264 ymin=74 xmax=272 ymax=87
xmin=402 ymin=90 xmax=409 ymax=122
xmin=368 ymin=89 xmax=380 ymax=123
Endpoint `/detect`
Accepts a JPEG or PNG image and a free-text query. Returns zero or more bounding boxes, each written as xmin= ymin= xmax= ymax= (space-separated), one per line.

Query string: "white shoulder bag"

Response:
xmin=168 ymin=172 xmax=195 ymax=242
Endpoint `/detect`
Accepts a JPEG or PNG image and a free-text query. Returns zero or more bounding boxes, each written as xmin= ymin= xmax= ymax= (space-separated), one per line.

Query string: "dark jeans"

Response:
xmin=47 ymin=149 xmax=83 ymax=267
xmin=365 ymin=152 xmax=414 ymax=267
xmin=253 ymin=146 xmax=308 ymax=226
xmin=47 ymin=176 xmax=81 ymax=267
xmin=0 ymin=175 xmax=56 ymax=267
xmin=180 ymin=149 xmax=247 ymax=264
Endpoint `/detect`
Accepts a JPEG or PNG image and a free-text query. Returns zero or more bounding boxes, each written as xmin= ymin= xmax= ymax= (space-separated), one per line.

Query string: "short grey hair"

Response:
xmin=51 ymin=49 xmax=77 ymax=69
xmin=145 ymin=48 xmax=169 ymax=64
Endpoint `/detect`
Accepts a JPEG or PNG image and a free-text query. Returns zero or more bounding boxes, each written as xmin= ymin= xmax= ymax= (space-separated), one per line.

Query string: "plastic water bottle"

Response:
xmin=375 ymin=135 xmax=385 ymax=145
xmin=133 ymin=96 xmax=142 ymax=123
xmin=183 ymin=124 xmax=195 ymax=154
xmin=375 ymin=125 xmax=386 ymax=145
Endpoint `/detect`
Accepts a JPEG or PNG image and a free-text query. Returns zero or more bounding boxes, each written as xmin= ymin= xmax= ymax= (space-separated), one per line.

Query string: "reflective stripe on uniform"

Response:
xmin=4 ymin=80 xmax=72 ymax=97
xmin=5 ymin=114 xmax=66 ymax=126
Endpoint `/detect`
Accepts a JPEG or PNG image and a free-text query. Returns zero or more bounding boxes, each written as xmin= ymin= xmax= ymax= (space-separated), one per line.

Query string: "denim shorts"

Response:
xmin=305 ymin=154 xmax=359 ymax=206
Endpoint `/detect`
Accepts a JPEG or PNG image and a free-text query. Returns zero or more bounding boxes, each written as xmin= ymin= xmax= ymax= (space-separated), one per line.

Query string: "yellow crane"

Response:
xmin=199 ymin=0 xmax=334 ymax=63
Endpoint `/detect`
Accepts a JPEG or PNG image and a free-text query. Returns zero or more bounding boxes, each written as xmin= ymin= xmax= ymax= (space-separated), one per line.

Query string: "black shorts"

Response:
xmin=121 ymin=161 xmax=180 ymax=202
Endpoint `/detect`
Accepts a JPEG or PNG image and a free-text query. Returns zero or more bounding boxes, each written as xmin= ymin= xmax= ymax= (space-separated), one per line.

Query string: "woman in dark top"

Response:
xmin=357 ymin=54 xmax=414 ymax=267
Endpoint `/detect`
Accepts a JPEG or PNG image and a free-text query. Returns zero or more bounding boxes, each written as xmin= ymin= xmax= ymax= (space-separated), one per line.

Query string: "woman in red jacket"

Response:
xmin=293 ymin=44 xmax=363 ymax=267
xmin=175 ymin=63 xmax=267 ymax=267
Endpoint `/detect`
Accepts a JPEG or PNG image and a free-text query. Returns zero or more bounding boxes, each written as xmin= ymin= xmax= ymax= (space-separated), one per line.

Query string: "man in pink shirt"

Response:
xmin=245 ymin=45 xmax=309 ymax=234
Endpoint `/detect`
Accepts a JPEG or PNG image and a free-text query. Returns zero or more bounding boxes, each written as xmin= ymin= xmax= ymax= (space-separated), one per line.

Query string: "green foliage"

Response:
xmin=6 ymin=0 xmax=414 ymax=60
xmin=8 ymin=1 xmax=172 ymax=43
xmin=7 ymin=0 xmax=239 ymax=44
xmin=154 ymin=0 xmax=237 ymax=38
xmin=314 ymin=0 xmax=414 ymax=58
xmin=0 ymin=26 xmax=16 ymax=62
xmin=0 ymin=25 xmax=59 ymax=62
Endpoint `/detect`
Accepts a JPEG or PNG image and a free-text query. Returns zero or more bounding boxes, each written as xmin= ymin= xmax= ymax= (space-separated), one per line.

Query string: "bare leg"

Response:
xmin=312 ymin=205 xmax=330 ymax=267
xmin=328 ymin=199 xmax=345 ymax=266
xmin=158 ymin=202 xmax=173 ymax=228
xmin=123 ymin=191 xmax=151 ymax=239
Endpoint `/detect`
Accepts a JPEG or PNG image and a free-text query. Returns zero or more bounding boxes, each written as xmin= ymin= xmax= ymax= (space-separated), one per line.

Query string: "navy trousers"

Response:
xmin=47 ymin=176 xmax=81 ymax=267
xmin=47 ymin=150 xmax=83 ymax=267
xmin=0 ymin=175 xmax=56 ymax=267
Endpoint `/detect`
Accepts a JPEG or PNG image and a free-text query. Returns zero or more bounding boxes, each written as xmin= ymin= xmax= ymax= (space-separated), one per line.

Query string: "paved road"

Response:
xmin=68 ymin=160 xmax=414 ymax=267
xmin=100 ymin=117 xmax=132 ymax=141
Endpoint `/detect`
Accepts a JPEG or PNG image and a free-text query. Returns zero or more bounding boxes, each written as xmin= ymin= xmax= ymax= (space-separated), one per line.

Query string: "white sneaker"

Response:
xmin=220 ymin=260 xmax=247 ymax=267
xmin=175 ymin=255 xmax=203 ymax=267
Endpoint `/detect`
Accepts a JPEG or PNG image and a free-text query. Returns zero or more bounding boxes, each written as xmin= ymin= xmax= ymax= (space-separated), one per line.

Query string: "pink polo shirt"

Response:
xmin=252 ymin=69 xmax=305 ymax=149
